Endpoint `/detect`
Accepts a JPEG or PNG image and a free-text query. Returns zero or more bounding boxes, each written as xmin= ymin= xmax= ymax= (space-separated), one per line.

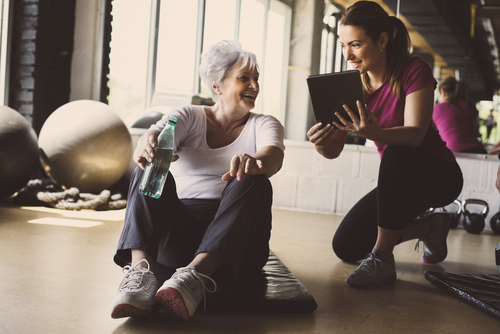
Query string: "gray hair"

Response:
xmin=199 ymin=40 xmax=258 ymax=101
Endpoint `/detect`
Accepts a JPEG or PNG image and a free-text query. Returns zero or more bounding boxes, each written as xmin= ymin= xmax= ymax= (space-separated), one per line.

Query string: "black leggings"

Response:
xmin=333 ymin=146 xmax=463 ymax=263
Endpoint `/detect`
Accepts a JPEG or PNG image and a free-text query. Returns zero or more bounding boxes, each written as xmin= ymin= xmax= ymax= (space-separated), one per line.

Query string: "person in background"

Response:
xmin=110 ymin=40 xmax=285 ymax=321
xmin=484 ymin=109 xmax=497 ymax=142
xmin=307 ymin=1 xmax=463 ymax=288
xmin=432 ymin=76 xmax=487 ymax=154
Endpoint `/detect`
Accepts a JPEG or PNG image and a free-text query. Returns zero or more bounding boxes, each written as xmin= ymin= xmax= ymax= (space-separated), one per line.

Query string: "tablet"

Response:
xmin=306 ymin=70 xmax=365 ymax=127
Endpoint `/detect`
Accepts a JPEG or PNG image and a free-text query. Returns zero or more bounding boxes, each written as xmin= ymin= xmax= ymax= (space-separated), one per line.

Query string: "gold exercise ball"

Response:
xmin=38 ymin=100 xmax=132 ymax=193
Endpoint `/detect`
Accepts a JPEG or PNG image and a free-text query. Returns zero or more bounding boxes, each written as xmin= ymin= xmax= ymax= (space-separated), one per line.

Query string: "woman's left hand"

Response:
xmin=333 ymin=101 xmax=380 ymax=140
xmin=222 ymin=153 xmax=263 ymax=181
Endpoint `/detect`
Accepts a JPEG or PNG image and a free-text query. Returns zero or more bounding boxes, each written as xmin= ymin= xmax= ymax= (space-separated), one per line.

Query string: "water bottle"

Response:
xmin=139 ymin=116 xmax=177 ymax=199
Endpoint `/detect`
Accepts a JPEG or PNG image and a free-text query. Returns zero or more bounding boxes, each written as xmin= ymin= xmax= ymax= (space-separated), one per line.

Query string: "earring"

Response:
xmin=218 ymin=91 xmax=221 ymax=95
xmin=380 ymin=49 xmax=383 ymax=53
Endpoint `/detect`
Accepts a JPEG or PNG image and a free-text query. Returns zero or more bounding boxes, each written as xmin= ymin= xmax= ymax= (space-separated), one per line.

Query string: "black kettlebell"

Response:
xmin=445 ymin=199 xmax=462 ymax=229
xmin=462 ymin=199 xmax=489 ymax=234
xmin=490 ymin=211 xmax=500 ymax=234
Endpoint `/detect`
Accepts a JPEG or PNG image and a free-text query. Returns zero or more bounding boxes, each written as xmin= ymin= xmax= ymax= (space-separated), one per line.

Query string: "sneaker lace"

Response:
xmin=358 ymin=252 xmax=384 ymax=276
xmin=414 ymin=239 xmax=424 ymax=253
xmin=176 ymin=267 xmax=217 ymax=311
xmin=120 ymin=259 xmax=151 ymax=290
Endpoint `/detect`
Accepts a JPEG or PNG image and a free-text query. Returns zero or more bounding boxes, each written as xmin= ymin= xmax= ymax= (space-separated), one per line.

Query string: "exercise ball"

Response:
xmin=0 ymin=106 xmax=39 ymax=199
xmin=124 ymin=106 xmax=171 ymax=129
xmin=38 ymin=100 xmax=132 ymax=193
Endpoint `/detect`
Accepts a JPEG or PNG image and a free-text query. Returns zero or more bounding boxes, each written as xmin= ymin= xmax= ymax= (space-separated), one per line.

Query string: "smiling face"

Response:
xmin=216 ymin=62 xmax=260 ymax=113
xmin=339 ymin=24 xmax=387 ymax=75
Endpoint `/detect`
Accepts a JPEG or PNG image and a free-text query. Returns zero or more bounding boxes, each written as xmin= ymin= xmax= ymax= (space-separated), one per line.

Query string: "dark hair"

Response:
xmin=340 ymin=1 xmax=411 ymax=99
xmin=438 ymin=76 xmax=465 ymax=106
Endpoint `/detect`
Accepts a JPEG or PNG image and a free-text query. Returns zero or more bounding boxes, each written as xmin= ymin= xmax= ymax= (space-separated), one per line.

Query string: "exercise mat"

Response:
xmin=154 ymin=250 xmax=318 ymax=313
xmin=425 ymin=271 xmax=500 ymax=321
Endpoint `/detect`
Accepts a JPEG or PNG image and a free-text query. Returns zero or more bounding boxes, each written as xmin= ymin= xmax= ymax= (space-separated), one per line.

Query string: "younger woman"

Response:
xmin=307 ymin=1 xmax=463 ymax=288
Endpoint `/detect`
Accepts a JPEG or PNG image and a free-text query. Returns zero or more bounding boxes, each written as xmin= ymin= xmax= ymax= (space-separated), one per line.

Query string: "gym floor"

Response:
xmin=1 ymin=199 xmax=499 ymax=333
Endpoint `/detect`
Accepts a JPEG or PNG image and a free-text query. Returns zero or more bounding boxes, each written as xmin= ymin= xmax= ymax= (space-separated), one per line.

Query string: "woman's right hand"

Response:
xmin=134 ymin=130 xmax=159 ymax=170
xmin=307 ymin=122 xmax=347 ymax=159
xmin=307 ymin=122 xmax=336 ymax=146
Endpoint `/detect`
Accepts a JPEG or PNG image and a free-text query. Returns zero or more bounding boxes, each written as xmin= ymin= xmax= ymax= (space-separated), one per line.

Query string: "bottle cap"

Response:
xmin=167 ymin=115 xmax=177 ymax=125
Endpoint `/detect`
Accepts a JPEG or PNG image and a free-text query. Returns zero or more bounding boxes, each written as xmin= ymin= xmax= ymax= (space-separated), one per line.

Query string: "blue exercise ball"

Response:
xmin=38 ymin=100 xmax=132 ymax=193
xmin=0 ymin=106 xmax=40 ymax=199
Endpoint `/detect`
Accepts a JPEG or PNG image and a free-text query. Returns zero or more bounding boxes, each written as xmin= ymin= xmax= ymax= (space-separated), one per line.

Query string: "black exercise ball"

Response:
xmin=0 ymin=106 xmax=40 ymax=199
xmin=124 ymin=106 xmax=171 ymax=129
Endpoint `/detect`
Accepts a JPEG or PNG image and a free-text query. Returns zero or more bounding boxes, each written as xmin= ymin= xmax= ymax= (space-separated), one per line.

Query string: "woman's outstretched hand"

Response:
xmin=222 ymin=153 xmax=263 ymax=181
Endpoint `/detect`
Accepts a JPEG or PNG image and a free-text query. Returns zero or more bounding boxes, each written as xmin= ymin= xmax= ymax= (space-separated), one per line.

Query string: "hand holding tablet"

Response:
xmin=306 ymin=70 xmax=365 ymax=128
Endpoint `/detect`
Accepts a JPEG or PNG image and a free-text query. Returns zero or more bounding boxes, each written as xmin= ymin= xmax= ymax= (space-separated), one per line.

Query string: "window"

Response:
xmin=155 ymin=1 xmax=199 ymax=96
xmin=108 ymin=0 xmax=291 ymax=122
xmin=107 ymin=0 xmax=151 ymax=119
xmin=320 ymin=4 xmax=345 ymax=74
xmin=261 ymin=0 xmax=290 ymax=120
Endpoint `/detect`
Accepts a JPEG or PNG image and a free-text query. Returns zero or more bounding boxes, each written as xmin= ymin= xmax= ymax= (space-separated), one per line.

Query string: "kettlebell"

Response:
xmin=490 ymin=211 xmax=500 ymax=234
xmin=445 ymin=199 xmax=462 ymax=229
xmin=462 ymin=199 xmax=489 ymax=234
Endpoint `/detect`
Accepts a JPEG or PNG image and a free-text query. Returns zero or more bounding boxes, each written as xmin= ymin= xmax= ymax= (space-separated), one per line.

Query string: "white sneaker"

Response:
xmin=111 ymin=259 xmax=161 ymax=319
xmin=155 ymin=267 xmax=217 ymax=321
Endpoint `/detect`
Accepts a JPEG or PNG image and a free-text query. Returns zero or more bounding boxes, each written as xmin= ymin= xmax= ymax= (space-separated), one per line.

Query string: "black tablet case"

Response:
xmin=307 ymin=70 xmax=365 ymax=126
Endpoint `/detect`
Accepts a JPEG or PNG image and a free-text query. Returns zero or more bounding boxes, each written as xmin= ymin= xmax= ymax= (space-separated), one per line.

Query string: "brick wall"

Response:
xmin=8 ymin=0 xmax=76 ymax=134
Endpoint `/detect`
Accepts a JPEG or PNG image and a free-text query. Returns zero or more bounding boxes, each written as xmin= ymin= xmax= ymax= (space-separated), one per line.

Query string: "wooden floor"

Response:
xmin=1 ymin=199 xmax=499 ymax=333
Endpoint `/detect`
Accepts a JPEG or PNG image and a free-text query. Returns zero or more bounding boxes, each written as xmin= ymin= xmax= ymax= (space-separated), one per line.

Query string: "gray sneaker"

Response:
xmin=345 ymin=250 xmax=397 ymax=288
xmin=415 ymin=212 xmax=450 ymax=264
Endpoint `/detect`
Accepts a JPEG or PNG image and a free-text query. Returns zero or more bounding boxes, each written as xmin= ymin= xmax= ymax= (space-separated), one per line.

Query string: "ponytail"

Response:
xmin=438 ymin=76 xmax=465 ymax=105
xmin=386 ymin=16 xmax=411 ymax=99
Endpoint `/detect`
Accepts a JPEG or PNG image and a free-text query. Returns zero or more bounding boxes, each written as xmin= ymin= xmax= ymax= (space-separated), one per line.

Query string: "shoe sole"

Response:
xmin=345 ymin=271 xmax=397 ymax=288
xmin=422 ymin=214 xmax=450 ymax=264
xmin=156 ymin=287 xmax=191 ymax=321
xmin=111 ymin=303 xmax=159 ymax=319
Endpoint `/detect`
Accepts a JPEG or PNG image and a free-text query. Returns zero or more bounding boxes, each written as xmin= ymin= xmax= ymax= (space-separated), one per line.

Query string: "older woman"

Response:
xmin=307 ymin=1 xmax=463 ymax=288
xmin=111 ymin=40 xmax=285 ymax=321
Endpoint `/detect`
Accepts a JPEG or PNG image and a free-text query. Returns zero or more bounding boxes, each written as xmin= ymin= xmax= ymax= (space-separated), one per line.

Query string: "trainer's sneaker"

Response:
xmin=345 ymin=250 xmax=397 ymax=288
xmin=155 ymin=267 xmax=217 ymax=321
xmin=111 ymin=259 xmax=161 ymax=319
xmin=415 ymin=212 xmax=450 ymax=264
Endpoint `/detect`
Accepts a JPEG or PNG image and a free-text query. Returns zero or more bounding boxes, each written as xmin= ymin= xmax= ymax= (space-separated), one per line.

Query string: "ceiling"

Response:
xmin=332 ymin=0 xmax=500 ymax=101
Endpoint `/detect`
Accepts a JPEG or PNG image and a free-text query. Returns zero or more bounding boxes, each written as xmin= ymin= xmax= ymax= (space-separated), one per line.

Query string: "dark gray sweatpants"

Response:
xmin=114 ymin=167 xmax=273 ymax=279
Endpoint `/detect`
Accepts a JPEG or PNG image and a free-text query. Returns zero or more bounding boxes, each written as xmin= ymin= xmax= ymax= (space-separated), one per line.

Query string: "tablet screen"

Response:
xmin=307 ymin=70 xmax=365 ymax=127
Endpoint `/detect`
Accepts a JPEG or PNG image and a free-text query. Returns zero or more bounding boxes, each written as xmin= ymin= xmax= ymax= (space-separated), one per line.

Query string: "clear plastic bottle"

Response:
xmin=139 ymin=116 xmax=177 ymax=199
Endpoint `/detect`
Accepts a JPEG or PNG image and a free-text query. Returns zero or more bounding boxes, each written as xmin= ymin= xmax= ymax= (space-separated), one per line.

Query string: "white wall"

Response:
xmin=271 ymin=140 xmax=500 ymax=230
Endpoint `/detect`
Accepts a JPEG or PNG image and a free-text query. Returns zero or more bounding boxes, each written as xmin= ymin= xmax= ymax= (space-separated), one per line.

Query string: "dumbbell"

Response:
xmin=462 ymin=199 xmax=489 ymax=234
